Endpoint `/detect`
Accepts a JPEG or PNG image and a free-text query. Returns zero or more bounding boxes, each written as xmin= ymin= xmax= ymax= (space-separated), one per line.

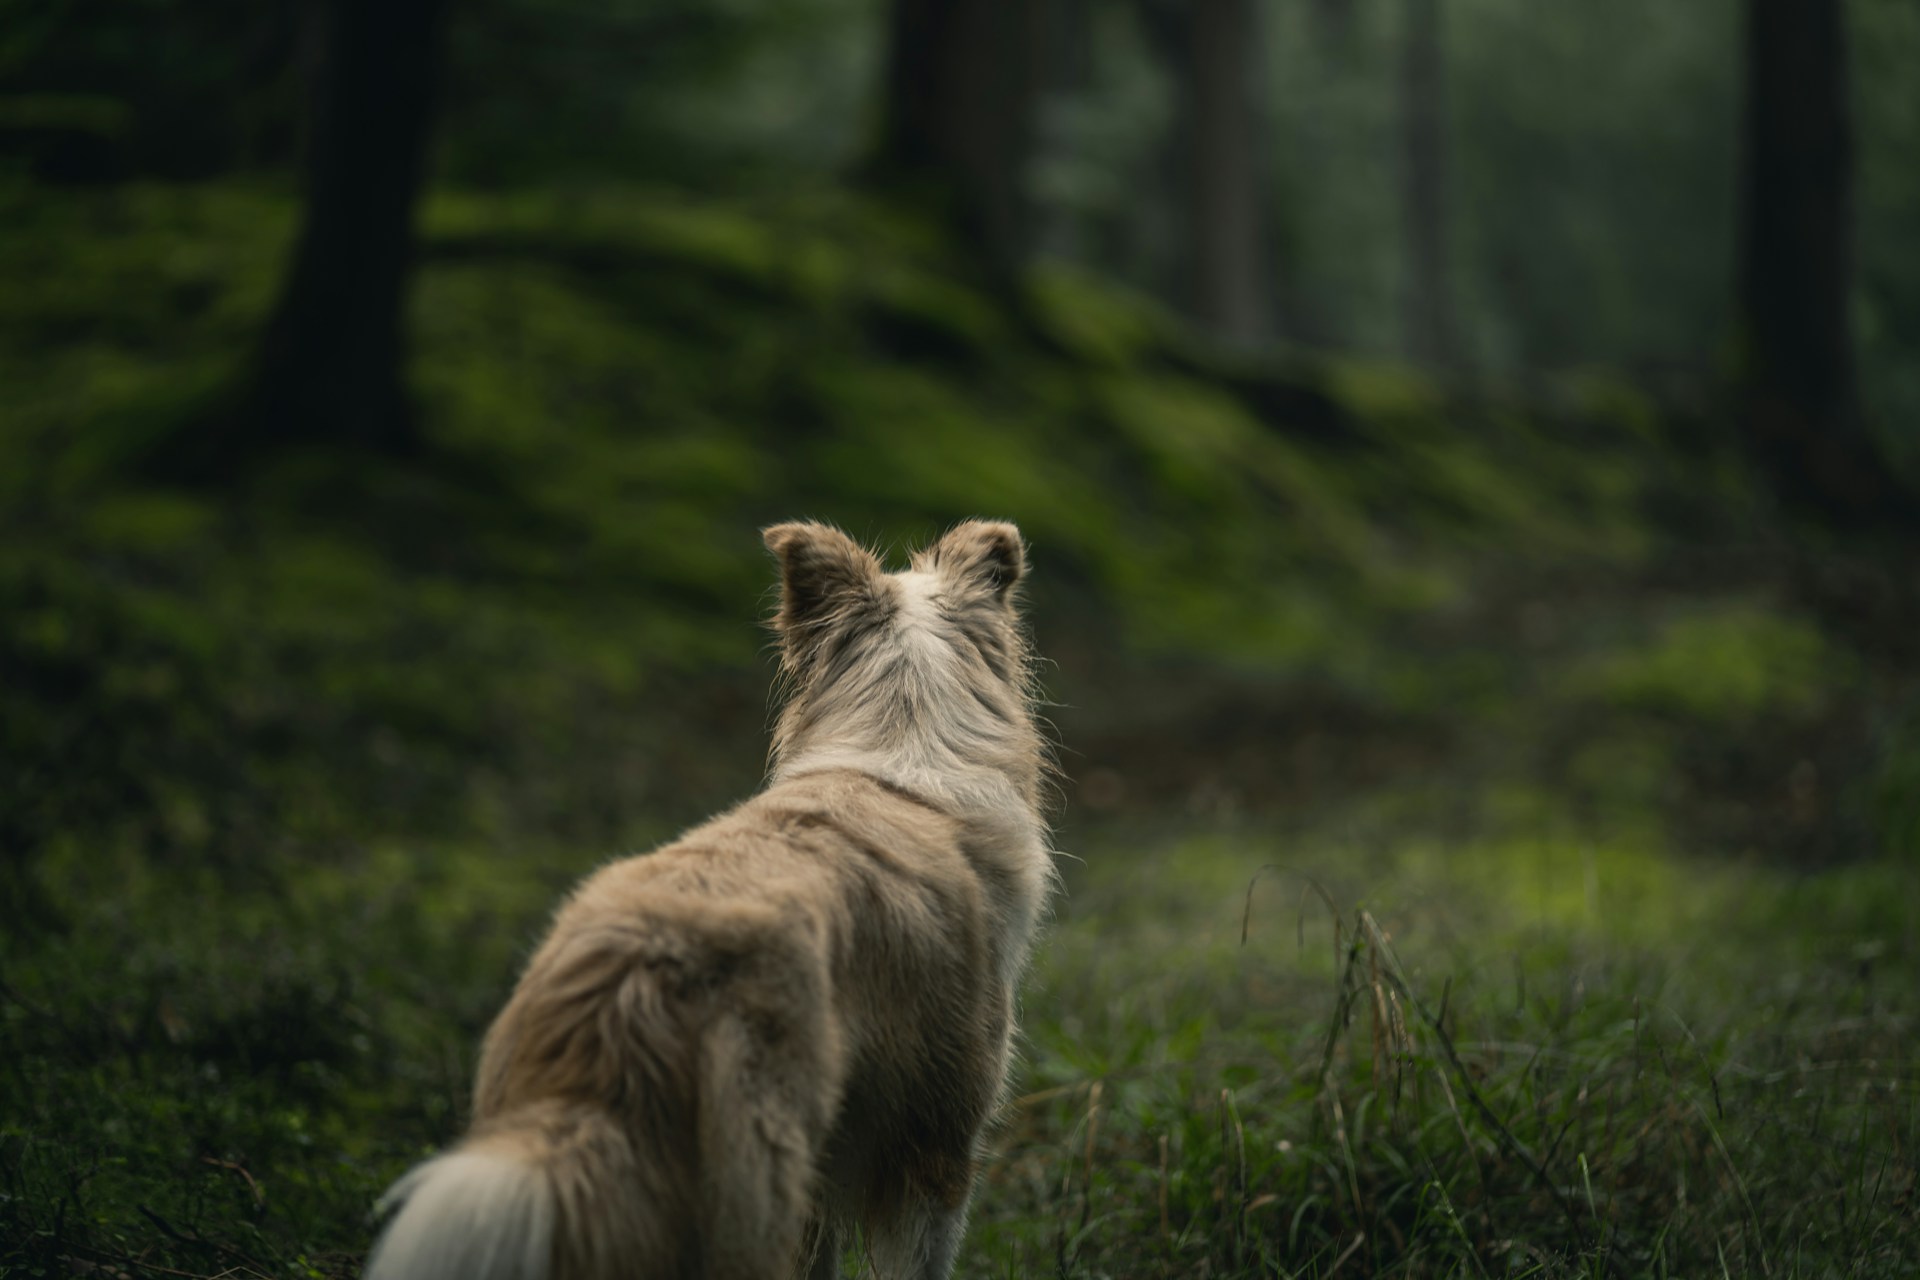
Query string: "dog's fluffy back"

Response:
xmin=366 ymin=522 xmax=1054 ymax=1280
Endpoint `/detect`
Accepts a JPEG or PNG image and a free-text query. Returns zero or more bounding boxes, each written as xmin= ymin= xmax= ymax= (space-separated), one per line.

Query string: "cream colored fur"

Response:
xmin=364 ymin=520 xmax=1055 ymax=1280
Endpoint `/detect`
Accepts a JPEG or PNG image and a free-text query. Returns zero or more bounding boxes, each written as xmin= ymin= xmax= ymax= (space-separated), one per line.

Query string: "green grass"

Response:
xmin=972 ymin=820 xmax=1918 ymax=1278
xmin=3 ymin=175 xmax=1918 ymax=1278
xmin=6 ymin=805 xmax=1915 ymax=1277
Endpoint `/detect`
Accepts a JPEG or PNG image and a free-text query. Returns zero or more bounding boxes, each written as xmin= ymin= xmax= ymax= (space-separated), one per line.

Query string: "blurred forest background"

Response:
xmin=3 ymin=0 xmax=1918 ymax=1276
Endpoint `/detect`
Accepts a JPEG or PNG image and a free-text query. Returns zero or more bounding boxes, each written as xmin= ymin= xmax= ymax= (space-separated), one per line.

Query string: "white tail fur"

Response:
xmin=365 ymin=1151 xmax=555 ymax=1280
xmin=366 ymin=1100 xmax=662 ymax=1280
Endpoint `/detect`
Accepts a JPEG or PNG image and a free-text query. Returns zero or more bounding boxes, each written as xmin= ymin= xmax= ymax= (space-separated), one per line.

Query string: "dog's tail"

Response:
xmin=363 ymin=1099 xmax=667 ymax=1280
xmin=364 ymin=907 xmax=833 ymax=1279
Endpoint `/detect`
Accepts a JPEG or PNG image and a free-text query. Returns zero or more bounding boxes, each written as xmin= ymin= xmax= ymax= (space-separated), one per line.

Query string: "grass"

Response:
xmin=974 ymin=820 xmax=1918 ymax=1278
xmin=6 ymin=800 xmax=1914 ymax=1278
xmin=3 ymin=174 xmax=1918 ymax=1277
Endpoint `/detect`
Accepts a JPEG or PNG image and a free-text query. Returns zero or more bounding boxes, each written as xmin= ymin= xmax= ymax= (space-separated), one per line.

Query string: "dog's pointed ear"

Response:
xmin=763 ymin=522 xmax=885 ymax=653
xmin=923 ymin=520 xmax=1026 ymax=605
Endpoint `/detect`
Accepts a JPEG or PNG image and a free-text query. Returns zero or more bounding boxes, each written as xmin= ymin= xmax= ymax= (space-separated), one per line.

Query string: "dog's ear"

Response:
xmin=923 ymin=520 xmax=1026 ymax=606
xmin=763 ymin=522 xmax=885 ymax=653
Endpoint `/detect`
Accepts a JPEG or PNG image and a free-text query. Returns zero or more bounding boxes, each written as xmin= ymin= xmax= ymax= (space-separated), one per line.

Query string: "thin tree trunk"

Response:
xmin=244 ymin=0 xmax=448 ymax=455
xmin=1192 ymin=0 xmax=1271 ymax=344
xmin=871 ymin=0 xmax=1046 ymax=273
xmin=1032 ymin=0 xmax=1094 ymax=261
xmin=1400 ymin=0 xmax=1452 ymax=365
xmin=1312 ymin=0 xmax=1356 ymax=44
xmin=1144 ymin=0 xmax=1273 ymax=344
xmin=1044 ymin=0 xmax=1094 ymax=94
xmin=1738 ymin=0 xmax=1904 ymax=527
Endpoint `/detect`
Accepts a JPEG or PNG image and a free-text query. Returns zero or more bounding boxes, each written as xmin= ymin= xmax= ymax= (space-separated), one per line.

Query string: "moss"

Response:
xmin=425 ymin=187 xmax=782 ymax=282
xmin=1028 ymin=261 xmax=1169 ymax=367
xmin=1 ymin=179 xmax=1708 ymax=685
xmin=1317 ymin=353 xmax=1446 ymax=423
xmin=4 ymin=172 xmax=1916 ymax=1279
xmin=1869 ymin=704 xmax=1920 ymax=860
xmin=1569 ymin=601 xmax=1847 ymax=722
xmin=1556 ymin=365 xmax=1665 ymax=442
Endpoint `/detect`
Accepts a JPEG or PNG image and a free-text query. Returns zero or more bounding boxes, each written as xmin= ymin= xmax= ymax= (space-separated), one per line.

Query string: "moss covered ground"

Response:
xmin=2 ymin=179 xmax=1916 ymax=1277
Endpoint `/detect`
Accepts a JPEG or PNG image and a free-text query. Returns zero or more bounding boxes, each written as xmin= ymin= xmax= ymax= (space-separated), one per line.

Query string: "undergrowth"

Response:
xmin=973 ymin=828 xmax=1918 ymax=1279
xmin=5 ymin=815 xmax=1914 ymax=1277
xmin=3 ymin=177 xmax=1917 ymax=1277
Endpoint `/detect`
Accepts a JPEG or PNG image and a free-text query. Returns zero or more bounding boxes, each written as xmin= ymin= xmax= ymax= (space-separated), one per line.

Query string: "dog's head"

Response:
xmin=762 ymin=520 xmax=1041 ymax=803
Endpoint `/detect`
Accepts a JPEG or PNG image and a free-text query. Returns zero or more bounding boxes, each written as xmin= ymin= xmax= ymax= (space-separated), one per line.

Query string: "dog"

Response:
xmin=364 ymin=520 xmax=1055 ymax=1280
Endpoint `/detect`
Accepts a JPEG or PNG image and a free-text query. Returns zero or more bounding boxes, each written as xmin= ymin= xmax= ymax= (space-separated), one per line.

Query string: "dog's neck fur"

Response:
xmin=763 ymin=524 xmax=1049 ymax=839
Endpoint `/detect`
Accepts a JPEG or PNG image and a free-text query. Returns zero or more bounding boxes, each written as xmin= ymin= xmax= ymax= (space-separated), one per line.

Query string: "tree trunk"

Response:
xmin=243 ymin=0 xmax=448 ymax=455
xmin=1738 ymin=0 xmax=1904 ymax=528
xmin=1032 ymin=0 xmax=1093 ymax=262
xmin=871 ymin=0 xmax=1047 ymax=274
xmin=1144 ymin=0 xmax=1273 ymax=345
xmin=1311 ymin=0 xmax=1356 ymax=44
xmin=1400 ymin=0 xmax=1452 ymax=365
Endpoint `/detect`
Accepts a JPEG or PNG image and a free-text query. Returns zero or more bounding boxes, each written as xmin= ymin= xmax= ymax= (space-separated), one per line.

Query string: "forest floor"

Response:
xmin=3 ymin=180 xmax=1917 ymax=1278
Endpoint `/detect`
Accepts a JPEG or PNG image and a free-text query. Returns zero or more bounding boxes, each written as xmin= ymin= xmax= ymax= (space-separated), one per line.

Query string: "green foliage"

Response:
xmin=1869 ymin=704 xmax=1920 ymax=861
xmin=2 ymin=838 xmax=579 ymax=1278
xmin=7 ymin=0 xmax=1920 ymax=1269
xmin=438 ymin=0 xmax=881 ymax=187
xmin=0 ymin=0 xmax=305 ymax=180
xmin=4 ymin=177 xmax=1904 ymax=872
xmin=4 ymin=177 xmax=1918 ymax=1278
xmin=1568 ymin=603 xmax=1848 ymax=723
xmin=9 ymin=0 xmax=1920 ymax=464
xmin=970 ymin=821 xmax=1919 ymax=1279
xmin=8 ymin=784 xmax=1915 ymax=1277
xmin=1030 ymin=264 xmax=1172 ymax=369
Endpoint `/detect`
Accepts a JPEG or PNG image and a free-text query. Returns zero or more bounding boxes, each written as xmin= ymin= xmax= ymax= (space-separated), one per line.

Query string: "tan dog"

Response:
xmin=364 ymin=521 xmax=1055 ymax=1280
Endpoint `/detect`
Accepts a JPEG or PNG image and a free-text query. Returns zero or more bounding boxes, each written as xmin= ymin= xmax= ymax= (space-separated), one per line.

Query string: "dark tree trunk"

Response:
xmin=1031 ymin=0 xmax=1094 ymax=262
xmin=1400 ymin=0 xmax=1452 ymax=365
xmin=1043 ymin=0 xmax=1094 ymax=92
xmin=871 ymin=0 xmax=1047 ymax=273
xmin=1142 ymin=0 xmax=1273 ymax=345
xmin=1311 ymin=0 xmax=1356 ymax=45
xmin=1738 ymin=0 xmax=1906 ymax=528
xmin=242 ymin=0 xmax=448 ymax=455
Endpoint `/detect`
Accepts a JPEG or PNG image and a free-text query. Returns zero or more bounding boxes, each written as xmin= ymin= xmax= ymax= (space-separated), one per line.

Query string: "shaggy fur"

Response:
xmin=364 ymin=520 xmax=1055 ymax=1280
